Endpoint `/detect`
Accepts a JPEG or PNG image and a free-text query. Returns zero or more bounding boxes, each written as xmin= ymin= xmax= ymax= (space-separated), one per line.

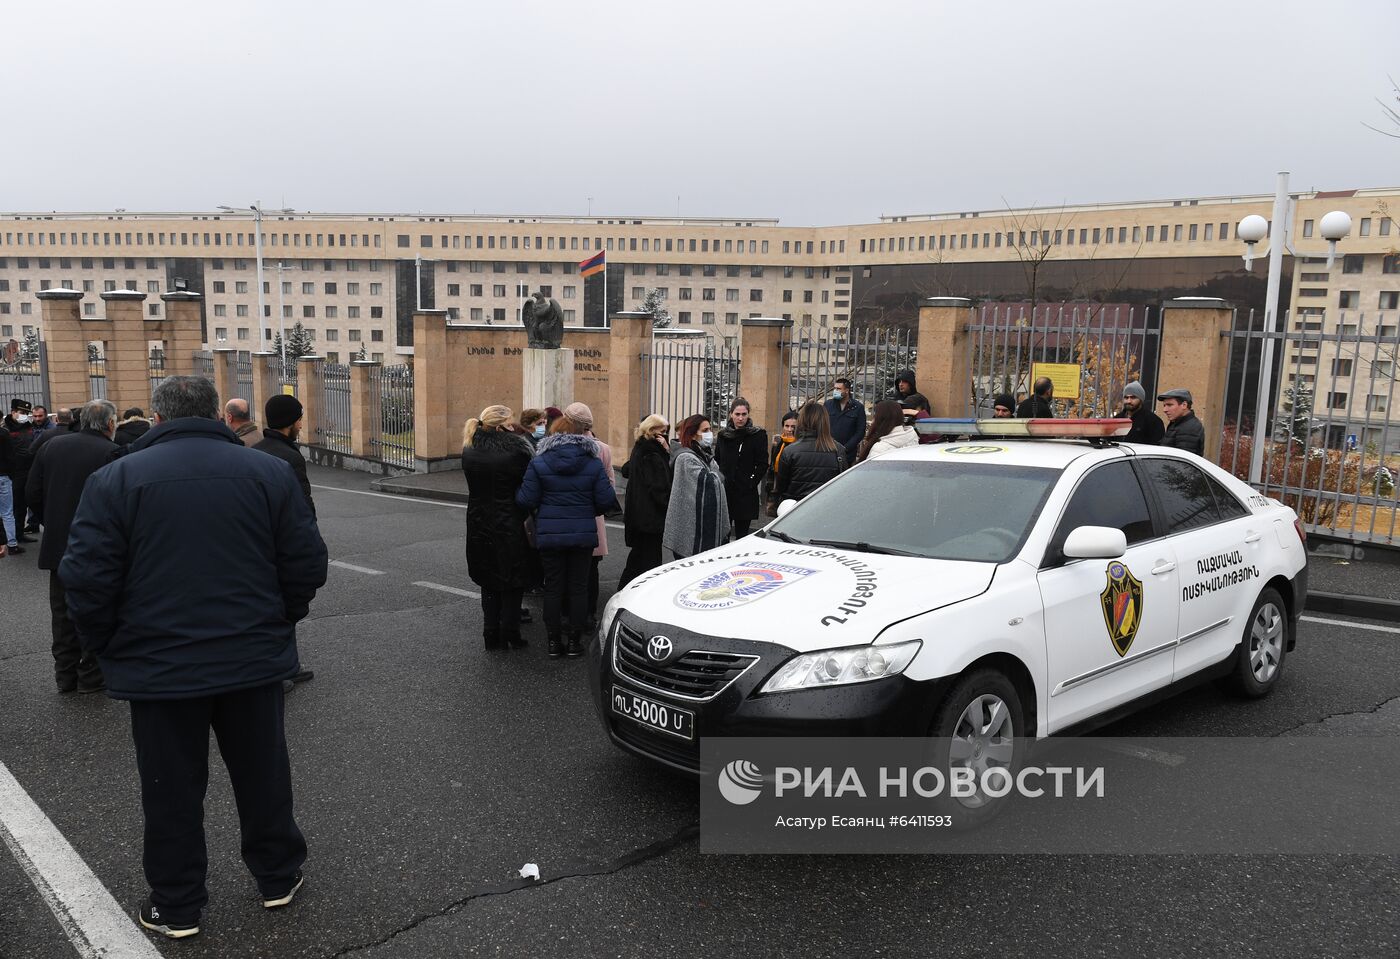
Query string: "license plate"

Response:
xmin=611 ymin=687 xmax=695 ymax=740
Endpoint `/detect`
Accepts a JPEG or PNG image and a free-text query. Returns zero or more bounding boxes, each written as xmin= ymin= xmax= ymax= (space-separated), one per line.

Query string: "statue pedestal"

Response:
xmin=522 ymin=348 xmax=575 ymax=411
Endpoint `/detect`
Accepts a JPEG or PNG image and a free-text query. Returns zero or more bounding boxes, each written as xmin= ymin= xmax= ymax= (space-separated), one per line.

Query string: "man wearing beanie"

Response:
xmin=1114 ymin=381 xmax=1165 ymax=445
xmin=255 ymin=395 xmax=315 ymax=517
xmin=992 ymin=393 xmax=1016 ymax=418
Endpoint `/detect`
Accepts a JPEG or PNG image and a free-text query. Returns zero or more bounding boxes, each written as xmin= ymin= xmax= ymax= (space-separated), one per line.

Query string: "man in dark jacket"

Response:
xmin=27 ymin=399 xmax=119 ymax=693
xmin=823 ymin=377 xmax=866 ymax=464
xmin=891 ymin=369 xmax=931 ymax=420
xmin=714 ymin=398 xmax=768 ymax=540
xmin=254 ymin=394 xmax=315 ymax=517
xmin=1158 ymin=388 xmax=1206 ymax=456
xmin=113 ymin=407 xmax=152 ymax=446
xmin=0 ymin=426 xmax=19 ymax=556
xmin=59 ymin=376 xmax=327 ymax=940
xmin=1114 ymin=381 xmax=1166 ymax=445
xmin=1016 ymin=378 xmax=1056 ymax=418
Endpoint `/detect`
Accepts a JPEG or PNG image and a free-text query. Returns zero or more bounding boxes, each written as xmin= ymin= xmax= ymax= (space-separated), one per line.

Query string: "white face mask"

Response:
xmin=14 ymin=414 xmax=31 ymax=424
xmin=699 ymin=431 xmax=714 ymax=447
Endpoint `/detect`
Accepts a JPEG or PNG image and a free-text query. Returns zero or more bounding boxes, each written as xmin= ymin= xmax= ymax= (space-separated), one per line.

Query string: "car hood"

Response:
xmin=613 ymin=539 xmax=996 ymax=652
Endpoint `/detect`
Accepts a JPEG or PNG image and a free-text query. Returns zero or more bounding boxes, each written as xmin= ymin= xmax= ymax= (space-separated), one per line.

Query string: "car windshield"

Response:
xmin=765 ymin=460 xmax=1060 ymax=563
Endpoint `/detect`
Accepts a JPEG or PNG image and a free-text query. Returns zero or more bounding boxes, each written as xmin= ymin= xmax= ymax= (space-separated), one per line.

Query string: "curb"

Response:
xmin=1303 ymin=591 xmax=1400 ymax=624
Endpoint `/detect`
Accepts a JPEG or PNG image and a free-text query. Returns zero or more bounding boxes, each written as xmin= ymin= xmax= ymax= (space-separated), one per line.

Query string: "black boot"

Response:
xmin=547 ymin=633 xmax=564 ymax=658
xmin=565 ymin=632 xmax=584 ymax=658
xmin=484 ymin=628 xmax=505 ymax=651
xmin=503 ymin=629 xmax=528 ymax=649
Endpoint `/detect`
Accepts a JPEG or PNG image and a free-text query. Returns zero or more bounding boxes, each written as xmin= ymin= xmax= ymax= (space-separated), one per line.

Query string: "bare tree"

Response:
xmin=1363 ymin=75 xmax=1400 ymax=139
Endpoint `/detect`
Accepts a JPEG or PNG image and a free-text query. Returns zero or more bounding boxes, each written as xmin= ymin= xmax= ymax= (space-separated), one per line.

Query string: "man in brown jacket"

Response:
xmin=223 ymin=398 xmax=260 ymax=446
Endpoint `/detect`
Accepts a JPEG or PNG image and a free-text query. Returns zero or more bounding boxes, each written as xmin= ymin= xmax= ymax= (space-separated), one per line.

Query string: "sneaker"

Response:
xmin=76 ymin=683 xmax=106 ymax=695
xmin=5 ymin=544 xmax=23 ymax=555
xmin=547 ymin=634 xmax=564 ymax=658
xmin=262 ymin=872 xmax=304 ymax=909
xmin=139 ymin=902 xmax=200 ymax=939
xmin=282 ymin=679 xmax=295 ymax=694
xmin=565 ymin=634 xmax=584 ymax=658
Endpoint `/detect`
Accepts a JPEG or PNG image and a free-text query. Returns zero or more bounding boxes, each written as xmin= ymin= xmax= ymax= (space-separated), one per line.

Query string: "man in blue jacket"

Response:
xmin=60 ymin=376 xmax=328 ymax=941
xmin=823 ymin=377 xmax=866 ymax=464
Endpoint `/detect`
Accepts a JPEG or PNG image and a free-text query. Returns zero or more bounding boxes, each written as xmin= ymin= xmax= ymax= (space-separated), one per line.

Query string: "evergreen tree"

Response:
xmin=354 ymin=342 xmax=368 ymax=362
xmin=636 ymin=288 xmax=672 ymax=329
xmin=270 ymin=322 xmax=317 ymax=376
xmin=1275 ymin=383 xmax=1316 ymax=447
xmin=20 ymin=328 xmax=40 ymax=364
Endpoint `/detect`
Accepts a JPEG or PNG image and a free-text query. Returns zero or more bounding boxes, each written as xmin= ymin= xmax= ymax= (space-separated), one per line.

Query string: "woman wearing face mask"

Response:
xmin=662 ymin=414 xmax=729 ymax=560
xmin=519 ymin=408 xmax=546 ymax=449
xmin=773 ymin=400 xmax=848 ymax=504
xmin=764 ymin=410 xmax=798 ymax=517
xmin=617 ymin=414 xmax=672 ymax=589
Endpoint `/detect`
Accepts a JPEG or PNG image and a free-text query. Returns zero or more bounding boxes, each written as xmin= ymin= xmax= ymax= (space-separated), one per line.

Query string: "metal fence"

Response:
xmin=1218 ymin=308 xmax=1400 ymax=545
xmin=638 ymin=334 xmax=741 ymax=430
xmin=278 ymin=358 xmax=298 ymax=397
xmin=236 ymin=354 xmax=254 ymax=399
xmin=316 ymin=363 xmax=353 ymax=453
xmin=966 ymin=304 xmax=1159 ymax=418
xmin=782 ymin=327 xmax=915 ymax=415
xmin=89 ymin=354 xmax=107 ymax=400
xmin=369 ymin=363 xmax=414 ymax=468
xmin=193 ymin=350 xmax=214 ymax=379
xmin=149 ymin=350 xmax=168 ymax=401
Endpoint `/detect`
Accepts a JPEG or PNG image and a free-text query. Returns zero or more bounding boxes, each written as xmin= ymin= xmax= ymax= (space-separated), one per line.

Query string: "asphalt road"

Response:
xmin=1 ymin=464 xmax=1398 ymax=959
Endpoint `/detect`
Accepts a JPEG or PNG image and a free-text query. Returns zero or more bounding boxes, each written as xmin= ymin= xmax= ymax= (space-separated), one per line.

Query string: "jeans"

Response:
xmin=540 ymin=547 xmax=591 ymax=636
xmin=129 ymin=682 xmax=305 ymax=922
xmin=0 ymin=476 xmax=14 ymax=546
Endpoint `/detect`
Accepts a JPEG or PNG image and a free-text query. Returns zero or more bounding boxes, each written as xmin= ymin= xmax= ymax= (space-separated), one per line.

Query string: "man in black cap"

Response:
xmin=1114 ymin=381 xmax=1166 ymax=445
xmin=254 ymin=394 xmax=316 ymax=690
xmin=1158 ymin=388 xmax=1205 ymax=455
xmin=991 ymin=393 xmax=1016 ymax=418
xmin=4 ymin=399 xmax=37 ymax=544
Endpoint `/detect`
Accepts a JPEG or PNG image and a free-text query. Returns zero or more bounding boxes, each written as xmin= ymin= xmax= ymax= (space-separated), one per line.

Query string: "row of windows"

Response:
xmin=1300 ymin=289 xmax=1400 ymax=310
xmin=210 ymin=327 xmax=386 ymax=344
xmin=1 ymin=231 xmax=385 ymax=250
xmin=1302 ymin=216 xmax=1393 ymax=239
xmin=211 ymin=303 xmax=386 ymax=320
xmin=397 ymin=232 xmax=831 ymax=257
xmin=860 ymin=221 xmax=1238 ymax=255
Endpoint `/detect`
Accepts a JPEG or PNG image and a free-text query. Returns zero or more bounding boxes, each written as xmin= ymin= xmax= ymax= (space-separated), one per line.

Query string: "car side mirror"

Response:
xmin=1062 ymin=526 xmax=1127 ymax=560
xmin=776 ymin=499 xmax=798 ymax=518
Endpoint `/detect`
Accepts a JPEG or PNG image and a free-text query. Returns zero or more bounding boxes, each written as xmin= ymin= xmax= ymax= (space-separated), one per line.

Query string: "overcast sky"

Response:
xmin=4 ymin=0 xmax=1397 ymax=225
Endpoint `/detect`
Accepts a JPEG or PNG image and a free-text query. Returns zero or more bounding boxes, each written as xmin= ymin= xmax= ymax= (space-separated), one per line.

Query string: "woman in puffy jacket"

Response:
xmin=773 ymin=401 xmax=847 ymax=503
xmin=462 ymin=405 xmax=535 ymax=651
xmin=618 ymin=414 xmax=672 ymax=589
xmin=858 ymin=400 xmax=919 ymax=462
xmin=516 ymin=408 xmax=617 ymax=658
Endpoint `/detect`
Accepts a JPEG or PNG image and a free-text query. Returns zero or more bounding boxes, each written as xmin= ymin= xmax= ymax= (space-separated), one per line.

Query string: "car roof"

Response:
xmin=876 ymin=439 xmax=1128 ymax=470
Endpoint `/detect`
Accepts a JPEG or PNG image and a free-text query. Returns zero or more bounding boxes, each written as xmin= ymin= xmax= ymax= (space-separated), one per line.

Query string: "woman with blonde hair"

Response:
xmin=618 ymin=414 xmax=672 ymax=588
xmin=462 ymin=405 xmax=535 ymax=650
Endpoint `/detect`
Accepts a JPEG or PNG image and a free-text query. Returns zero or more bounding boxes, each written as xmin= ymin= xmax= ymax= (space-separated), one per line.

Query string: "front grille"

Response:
xmin=613 ymin=623 xmax=759 ymax=702
xmin=612 ymin=719 xmax=700 ymax=772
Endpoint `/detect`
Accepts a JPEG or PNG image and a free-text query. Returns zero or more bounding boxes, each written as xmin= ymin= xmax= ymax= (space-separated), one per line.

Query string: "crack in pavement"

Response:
xmin=1271 ymin=695 xmax=1400 ymax=735
xmin=328 ymin=821 xmax=700 ymax=957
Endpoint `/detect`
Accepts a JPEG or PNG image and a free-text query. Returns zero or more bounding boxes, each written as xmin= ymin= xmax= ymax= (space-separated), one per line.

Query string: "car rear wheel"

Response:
xmin=928 ymin=668 xmax=1026 ymax=828
xmin=1227 ymin=587 xmax=1288 ymax=698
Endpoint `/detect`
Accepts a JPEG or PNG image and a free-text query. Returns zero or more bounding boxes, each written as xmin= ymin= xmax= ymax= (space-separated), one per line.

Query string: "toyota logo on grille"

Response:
xmin=647 ymin=635 xmax=674 ymax=662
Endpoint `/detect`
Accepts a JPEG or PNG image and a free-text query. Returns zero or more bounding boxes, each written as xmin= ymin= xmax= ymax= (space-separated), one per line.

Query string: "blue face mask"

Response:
xmin=533 ymin=424 xmax=546 ymax=437
xmin=832 ymin=389 xmax=844 ymax=401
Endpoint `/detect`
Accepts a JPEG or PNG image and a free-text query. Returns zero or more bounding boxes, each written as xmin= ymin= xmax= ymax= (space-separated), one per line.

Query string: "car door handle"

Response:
xmin=1151 ymin=562 xmax=1176 ymax=575
xmin=1245 ymin=531 xmax=1262 ymax=544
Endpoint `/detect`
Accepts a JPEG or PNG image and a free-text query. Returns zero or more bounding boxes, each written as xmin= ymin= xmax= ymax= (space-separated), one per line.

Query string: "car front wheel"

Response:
xmin=928 ymin=668 xmax=1026 ymax=828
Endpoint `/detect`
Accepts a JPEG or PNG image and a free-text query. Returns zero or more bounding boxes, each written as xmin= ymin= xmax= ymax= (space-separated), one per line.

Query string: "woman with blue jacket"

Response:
xmin=516 ymin=403 xmax=617 ymax=658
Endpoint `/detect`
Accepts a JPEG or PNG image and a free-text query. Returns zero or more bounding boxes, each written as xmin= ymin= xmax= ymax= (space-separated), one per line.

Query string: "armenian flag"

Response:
xmin=579 ymin=250 xmax=606 ymax=278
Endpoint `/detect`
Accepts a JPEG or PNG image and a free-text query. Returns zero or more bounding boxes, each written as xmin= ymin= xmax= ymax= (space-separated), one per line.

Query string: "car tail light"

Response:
xmin=1294 ymin=518 xmax=1307 ymax=545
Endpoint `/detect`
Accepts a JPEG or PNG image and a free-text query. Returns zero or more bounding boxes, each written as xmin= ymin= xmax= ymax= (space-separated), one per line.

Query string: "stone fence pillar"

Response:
xmin=915 ymin=296 xmax=975 ymax=418
xmin=413 ymin=309 xmax=450 ymax=468
xmin=251 ymin=352 xmax=280 ymax=425
xmin=36 ymin=289 xmax=91 ymax=411
xmin=298 ymin=355 xmax=324 ymax=442
xmin=213 ymin=348 xmax=239 ymax=408
xmin=158 ymin=291 xmax=204 ymax=377
xmin=1158 ymin=297 xmax=1235 ymax=463
xmin=350 ymin=360 xmax=379 ymax=457
xmin=604 ymin=311 xmax=653 ymax=457
xmin=739 ymin=317 xmax=792 ymax=437
xmin=100 ymin=290 xmax=149 ymax=414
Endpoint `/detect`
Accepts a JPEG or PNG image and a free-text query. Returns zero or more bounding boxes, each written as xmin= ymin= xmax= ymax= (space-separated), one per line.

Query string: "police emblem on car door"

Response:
xmin=1099 ymin=562 xmax=1144 ymax=657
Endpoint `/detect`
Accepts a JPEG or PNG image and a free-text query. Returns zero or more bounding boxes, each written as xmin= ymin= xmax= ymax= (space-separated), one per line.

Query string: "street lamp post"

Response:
xmin=219 ymin=202 xmax=295 ymax=374
xmin=1236 ymin=173 xmax=1352 ymax=486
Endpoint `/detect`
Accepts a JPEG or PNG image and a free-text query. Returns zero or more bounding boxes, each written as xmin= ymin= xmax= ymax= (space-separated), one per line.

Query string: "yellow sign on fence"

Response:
xmin=1031 ymin=362 xmax=1081 ymax=400
xmin=282 ymin=384 xmax=295 ymax=396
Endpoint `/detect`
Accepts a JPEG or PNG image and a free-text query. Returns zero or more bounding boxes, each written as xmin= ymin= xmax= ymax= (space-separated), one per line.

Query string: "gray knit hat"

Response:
xmin=1122 ymin=381 xmax=1146 ymax=403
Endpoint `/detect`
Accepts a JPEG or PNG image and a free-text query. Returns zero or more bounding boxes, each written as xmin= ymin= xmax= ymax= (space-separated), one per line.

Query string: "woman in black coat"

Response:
xmin=618 ymin=414 xmax=672 ymax=590
xmin=714 ymin=397 xmax=768 ymax=540
xmin=462 ymin=405 xmax=535 ymax=651
xmin=773 ymin=400 xmax=848 ymax=503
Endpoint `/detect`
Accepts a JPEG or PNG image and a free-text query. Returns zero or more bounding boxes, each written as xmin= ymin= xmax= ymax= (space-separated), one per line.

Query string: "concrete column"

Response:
xmin=604 ymin=311 xmax=654 ymax=457
xmin=251 ymin=351 xmax=279 ymax=425
xmin=350 ymin=360 xmax=379 ymax=457
xmin=739 ymin=317 xmax=793 ymax=437
xmin=213 ymin=348 xmax=239 ymax=408
xmin=160 ymin=291 xmax=204 ymax=376
xmin=1158 ymin=297 xmax=1235 ymax=463
xmin=915 ymin=296 xmax=975 ymax=418
xmin=36 ymin=289 xmax=94 ymax=411
xmin=413 ymin=309 xmax=450 ymax=467
xmin=298 ymin=355 xmax=324 ymax=442
xmin=99 ymin=290 xmax=149 ymax=414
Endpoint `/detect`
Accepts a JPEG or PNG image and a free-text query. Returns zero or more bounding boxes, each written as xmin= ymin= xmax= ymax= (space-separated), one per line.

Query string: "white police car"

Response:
xmin=590 ymin=419 xmax=1308 ymax=776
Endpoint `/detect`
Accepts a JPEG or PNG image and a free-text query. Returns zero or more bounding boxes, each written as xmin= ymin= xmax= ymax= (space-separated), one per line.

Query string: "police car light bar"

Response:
xmin=913 ymin=417 xmax=1131 ymax=440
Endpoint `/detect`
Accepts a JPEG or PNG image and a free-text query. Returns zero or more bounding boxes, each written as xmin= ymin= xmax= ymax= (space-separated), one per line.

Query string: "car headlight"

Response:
xmin=597 ymin=593 xmax=625 ymax=658
xmin=759 ymin=640 xmax=923 ymax=694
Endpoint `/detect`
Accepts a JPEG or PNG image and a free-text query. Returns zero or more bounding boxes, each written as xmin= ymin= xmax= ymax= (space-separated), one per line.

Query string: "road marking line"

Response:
xmin=329 ymin=560 xmax=386 ymax=576
xmin=1301 ymin=615 xmax=1400 ymax=635
xmin=310 ymin=485 xmax=468 ymax=509
xmin=414 ymin=581 xmax=482 ymax=599
xmin=0 ymin=761 xmax=163 ymax=959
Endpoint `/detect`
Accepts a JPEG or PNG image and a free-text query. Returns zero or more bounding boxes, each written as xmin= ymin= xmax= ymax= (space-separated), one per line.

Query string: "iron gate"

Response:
xmin=369 ymin=363 xmax=415 ymax=469
xmin=638 ymin=335 xmax=741 ymax=430
xmin=782 ymin=327 xmax=915 ymax=415
xmin=316 ymin=363 xmax=353 ymax=453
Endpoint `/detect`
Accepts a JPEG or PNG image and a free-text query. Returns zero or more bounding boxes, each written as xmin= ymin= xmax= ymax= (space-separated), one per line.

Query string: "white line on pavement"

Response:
xmin=0 ymin=761 xmax=163 ymax=959
xmin=329 ymin=560 xmax=386 ymax=576
xmin=311 ymin=485 xmax=625 ymax=529
xmin=1300 ymin=615 xmax=1400 ymax=635
xmin=414 ymin=581 xmax=482 ymax=599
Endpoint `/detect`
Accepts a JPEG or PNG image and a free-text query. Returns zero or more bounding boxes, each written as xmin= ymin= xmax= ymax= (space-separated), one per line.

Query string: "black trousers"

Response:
xmin=541 ymin=547 xmax=591 ymax=636
xmin=49 ymin=572 xmax=101 ymax=690
xmin=618 ymin=534 xmax=663 ymax=590
xmin=588 ymin=555 xmax=603 ymax=621
xmin=480 ymin=588 xmax=523 ymax=634
xmin=732 ymin=519 xmax=752 ymax=540
xmin=129 ymin=682 xmax=305 ymax=922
